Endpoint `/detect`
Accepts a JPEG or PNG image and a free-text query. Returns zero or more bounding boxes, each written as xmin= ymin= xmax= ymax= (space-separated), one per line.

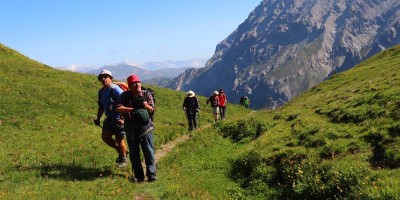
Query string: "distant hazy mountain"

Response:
xmin=57 ymin=59 xmax=207 ymax=84
xmin=55 ymin=64 xmax=98 ymax=73
xmin=142 ymin=59 xmax=207 ymax=70
xmin=169 ymin=0 xmax=400 ymax=109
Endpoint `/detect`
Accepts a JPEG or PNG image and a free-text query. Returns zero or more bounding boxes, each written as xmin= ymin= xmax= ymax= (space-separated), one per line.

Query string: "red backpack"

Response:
xmin=113 ymin=82 xmax=129 ymax=92
xmin=101 ymin=82 xmax=129 ymax=103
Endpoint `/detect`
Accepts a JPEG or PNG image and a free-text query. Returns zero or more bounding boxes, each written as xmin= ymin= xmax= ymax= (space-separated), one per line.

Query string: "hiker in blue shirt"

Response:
xmin=116 ymin=74 xmax=157 ymax=183
xmin=94 ymin=70 xmax=128 ymax=168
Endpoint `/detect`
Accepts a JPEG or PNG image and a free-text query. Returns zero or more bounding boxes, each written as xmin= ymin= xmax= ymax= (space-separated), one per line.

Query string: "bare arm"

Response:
xmin=143 ymin=101 xmax=154 ymax=114
xmin=116 ymin=105 xmax=133 ymax=113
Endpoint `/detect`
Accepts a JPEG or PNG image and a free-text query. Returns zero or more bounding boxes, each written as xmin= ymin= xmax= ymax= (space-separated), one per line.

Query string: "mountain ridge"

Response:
xmin=56 ymin=59 xmax=207 ymax=82
xmin=169 ymin=0 xmax=400 ymax=109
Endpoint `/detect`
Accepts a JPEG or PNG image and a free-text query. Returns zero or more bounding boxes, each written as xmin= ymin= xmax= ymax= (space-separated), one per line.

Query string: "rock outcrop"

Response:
xmin=169 ymin=0 xmax=400 ymax=109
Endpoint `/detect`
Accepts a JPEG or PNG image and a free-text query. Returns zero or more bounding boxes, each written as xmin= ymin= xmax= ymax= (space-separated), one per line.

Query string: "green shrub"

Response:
xmin=388 ymin=123 xmax=400 ymax=137
xmin=347 ymin=142 xmax=361 ymax=154
xmin=229 ymin=150 xmax=263 ymax=188
xmin=218 ymin=118 xmax=267 ymax=143
xmin=230 ymin=150 xmax=366 ymax=199
xmin=319 ymin=145 xmax=341 ymax=159
xmin=383 ymin=148 xmax=400 ymax=168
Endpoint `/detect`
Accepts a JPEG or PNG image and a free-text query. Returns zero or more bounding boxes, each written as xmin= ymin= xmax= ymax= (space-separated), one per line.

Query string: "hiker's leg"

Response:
xmin=219 ymin=106 xmax=225 ymax=119
xmin=102 ymin=119 xmax=118 ymax=150
xmin=187 ymin=114 xmax=193 ymax=131
xmin=115 ymin=135 xmax=127 ymax=156
xmin=215 ymin=106 xmax=219 ymax=121
xmin=193 ymin=113 xmax=197 ymax=129
xmin=126 ymin=124 xmax=144 ymax=180
xmin=114 ymin=124 xmax=127 ymax=156
xmin=141 ymin=132 xmax=156 ymax=180
xmin=102 ymin=130 xmax=118 ymax=149
xmin=131 ymin=137 xmax=145 ymax=180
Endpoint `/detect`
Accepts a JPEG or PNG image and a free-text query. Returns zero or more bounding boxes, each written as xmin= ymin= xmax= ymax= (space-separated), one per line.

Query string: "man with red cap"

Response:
xmin=116 ymin=74 xmax=157 ymax=182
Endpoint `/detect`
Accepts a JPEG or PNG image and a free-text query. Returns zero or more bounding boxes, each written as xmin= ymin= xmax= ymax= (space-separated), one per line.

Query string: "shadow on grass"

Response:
xmin=15 ymin=163 xmax=117 ymax=181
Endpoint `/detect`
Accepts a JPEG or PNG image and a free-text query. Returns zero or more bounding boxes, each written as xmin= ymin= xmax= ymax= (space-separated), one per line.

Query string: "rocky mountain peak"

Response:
xmin=169 ymin=0 xmax=400 ymax=109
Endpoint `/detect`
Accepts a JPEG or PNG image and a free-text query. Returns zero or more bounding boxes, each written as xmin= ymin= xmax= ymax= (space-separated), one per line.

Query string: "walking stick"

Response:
xmin=197 ymin=110 xmax=200 ymax=128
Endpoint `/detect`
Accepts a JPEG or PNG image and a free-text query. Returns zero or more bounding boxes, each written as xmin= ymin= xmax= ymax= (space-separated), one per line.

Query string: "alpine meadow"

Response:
xmin=1 ymin=43 xmax=400 ymax=199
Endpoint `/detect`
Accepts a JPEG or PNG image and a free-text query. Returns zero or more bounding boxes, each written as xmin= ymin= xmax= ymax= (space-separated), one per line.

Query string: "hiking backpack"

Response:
xmin=104 ymin=83 xmax=156 ymax=120
xmin=141 ymin=87 xmax=156 ymax=121
xmin=108 ymin=82 xmax=129 ymax=103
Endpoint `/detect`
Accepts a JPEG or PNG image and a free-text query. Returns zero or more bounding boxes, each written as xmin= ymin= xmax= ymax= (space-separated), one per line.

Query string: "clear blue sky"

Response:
xmin=0 ymin=0 xmax=261 ymax=67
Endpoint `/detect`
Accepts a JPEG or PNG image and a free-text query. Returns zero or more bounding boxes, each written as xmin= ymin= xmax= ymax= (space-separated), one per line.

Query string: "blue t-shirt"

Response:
xmin=98 ymin=83 xmax=123 ymax=121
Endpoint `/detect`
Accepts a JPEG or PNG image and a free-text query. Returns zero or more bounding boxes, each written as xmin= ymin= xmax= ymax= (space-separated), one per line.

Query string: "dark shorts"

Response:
xmin=103 ymin=118 xmax=126 ymax=137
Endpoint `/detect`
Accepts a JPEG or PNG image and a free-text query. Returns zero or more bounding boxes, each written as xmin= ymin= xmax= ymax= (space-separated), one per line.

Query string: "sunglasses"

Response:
xmin=98 ymin=75 xmax=110 ymax=80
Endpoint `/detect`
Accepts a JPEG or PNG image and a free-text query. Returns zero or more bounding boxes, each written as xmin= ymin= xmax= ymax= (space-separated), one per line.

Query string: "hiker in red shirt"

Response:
xmin=218 ymin=89 xmax=228 ymax=119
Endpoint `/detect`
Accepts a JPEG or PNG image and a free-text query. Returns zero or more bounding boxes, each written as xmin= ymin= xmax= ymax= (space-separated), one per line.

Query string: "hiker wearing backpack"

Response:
xmin=116 ymin=74 xmax=157 ymax=182
xmin=182 ymin=90 xmax=200 ymax=131
xmin=94 ymin=70 xmax=128 ymax=168
xmin=218 ymin=89 xmax=227 ymax=119
xmin=206 ymin=91 xmax=220 ymax=122
xmin=240 ymin=96 xmax=245 ymax=106
xmin=243 ymin=96 xmax=250 ymax=108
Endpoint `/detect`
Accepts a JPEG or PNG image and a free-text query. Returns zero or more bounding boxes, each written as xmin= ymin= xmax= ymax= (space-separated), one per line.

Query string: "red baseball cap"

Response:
xmin=127 ymin=74 xmax=141 ymax=85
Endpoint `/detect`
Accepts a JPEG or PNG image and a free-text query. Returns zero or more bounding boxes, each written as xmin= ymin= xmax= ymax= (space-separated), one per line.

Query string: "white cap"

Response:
xmin=186 ymin=90 xmax=195 ymax=97
xmin=98 ymin=69 xmax=113 ymax=79
xmin=213 ymin=91 xmax=219 ymax=95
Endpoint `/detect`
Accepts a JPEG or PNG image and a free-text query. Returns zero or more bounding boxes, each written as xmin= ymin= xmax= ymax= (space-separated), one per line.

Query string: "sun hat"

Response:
xmin=98 ymin=69 xmax=113 ymax=79
xmin=187 ymin=90 xmax=195 ymax=97
xmin=213 ymin=91 xmax=219 ymax=95
xmin=127 ymin=74 xmax=141 ymax=85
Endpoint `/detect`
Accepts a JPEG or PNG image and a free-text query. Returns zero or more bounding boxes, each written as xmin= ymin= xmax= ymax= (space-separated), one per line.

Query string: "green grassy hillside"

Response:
xmin=1 ymin=43 xmax=399 ymax=199
xmin=157 ymin=46 xmax=400 ymax=199
xmin=0 ymin=44 xmax=250 ymax=199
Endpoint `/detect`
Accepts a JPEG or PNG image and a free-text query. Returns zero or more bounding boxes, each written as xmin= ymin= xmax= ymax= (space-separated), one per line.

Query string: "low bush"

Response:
xmin=218 ymin=118 xmax=267 ymax=143
xmin=230 ymin=150 xmax=366 ymax=199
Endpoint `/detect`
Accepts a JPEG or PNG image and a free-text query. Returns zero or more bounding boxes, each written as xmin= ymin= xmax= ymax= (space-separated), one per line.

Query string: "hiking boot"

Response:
xmin=130 ymin=176 xmax=144 ymax=183
xmin=148 ymin=176 xmax=157 ymax=182
xmin=116 ymin=156 xmax=128 ymax=168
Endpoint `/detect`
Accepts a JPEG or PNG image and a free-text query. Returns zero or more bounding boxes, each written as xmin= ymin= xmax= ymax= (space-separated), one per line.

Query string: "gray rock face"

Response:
xmin=169 ymin=0 xmax=400 ymax=109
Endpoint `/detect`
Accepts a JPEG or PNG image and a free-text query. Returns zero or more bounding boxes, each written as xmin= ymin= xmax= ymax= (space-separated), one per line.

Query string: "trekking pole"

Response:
xmin=92 ymin=96 xmax=98 ymax=103
xmin=183 ymin=109 xmax=189 ymax=129
xmin=197 ymin=110 xmax=201 ymax=128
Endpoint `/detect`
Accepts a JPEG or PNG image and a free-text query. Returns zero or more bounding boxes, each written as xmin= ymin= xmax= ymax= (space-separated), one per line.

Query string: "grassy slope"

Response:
xmin=160 ymin=46 xmax=400 ymax=199
xmin=1 ymin=43 xmax=399 ymax=199
xmin=0 ymin=44 xmax=251 ymax=199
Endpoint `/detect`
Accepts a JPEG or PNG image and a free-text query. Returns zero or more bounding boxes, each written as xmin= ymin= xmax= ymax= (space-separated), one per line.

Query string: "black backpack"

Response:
xmin=142 ymin=87 xmax=156 ymax=121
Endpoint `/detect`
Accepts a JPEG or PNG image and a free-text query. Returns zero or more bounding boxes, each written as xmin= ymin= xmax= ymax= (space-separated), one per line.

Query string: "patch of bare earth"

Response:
xmin=155 ymin=134 xmax=191 ymax=162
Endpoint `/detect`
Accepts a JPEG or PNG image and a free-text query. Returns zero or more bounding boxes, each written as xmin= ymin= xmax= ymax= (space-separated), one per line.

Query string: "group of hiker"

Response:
xmin=181 ymin=89 xmax=228 ymax=130
xmin=205 ymin=89 xmax=228 ymax=122
xmin=94 ymin=69 xmax=250 ymax=183
xmin=95 ymin=70 xmax=156 ymax=183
